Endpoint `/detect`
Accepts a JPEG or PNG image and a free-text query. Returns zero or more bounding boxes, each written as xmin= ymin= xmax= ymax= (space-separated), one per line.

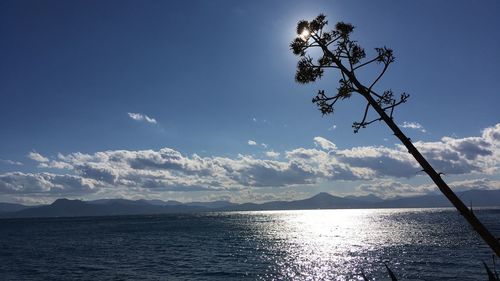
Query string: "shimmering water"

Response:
xmin=1 ymin=208 xmax=499 ymax=280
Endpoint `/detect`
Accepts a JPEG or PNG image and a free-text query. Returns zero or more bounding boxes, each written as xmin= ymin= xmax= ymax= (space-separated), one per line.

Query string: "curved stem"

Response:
xmin=314 ymin=36 xmax=500 ymax=257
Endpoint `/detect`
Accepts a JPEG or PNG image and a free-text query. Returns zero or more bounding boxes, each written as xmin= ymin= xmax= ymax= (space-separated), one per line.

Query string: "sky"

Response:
xmin=0 ymin=0 xmax=499 ymax=205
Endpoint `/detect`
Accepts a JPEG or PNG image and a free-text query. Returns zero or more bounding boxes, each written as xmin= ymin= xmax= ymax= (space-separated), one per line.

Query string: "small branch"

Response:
xmin=368 ymin=62 xmax=389 ymax=91
xmin=367 ymin=89 xmax=384 ymax=99
xmin=359 ymin=102 xmax=371 ymax=125
xmin=353 ymin=117 xmax=382 ymax=133
xmin=322 ymin=95 xmax=341 ymax=103
xmin=353 ymin=56 xmax=382 ymax=70
xmin=381 ymin=94 xmax=409 ymax=111
xmin=344 ymin=43 xmax=354 ymax=72
xmin=329 ymin=96 xmax=341 ymax=106
xmin=352 ymin=102 xmax=381 ymax=133
xmin=340 ymin=69 xmax=347 ymax=82
xmin=325 ymin=35 xmax=343 ymax=47
xmin=310 ymin=63 xmax=339 ymax=69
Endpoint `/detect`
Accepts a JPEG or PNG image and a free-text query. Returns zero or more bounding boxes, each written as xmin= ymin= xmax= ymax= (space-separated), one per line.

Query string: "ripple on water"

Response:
xmin=0 ymin=208 xmax=498 ymax=280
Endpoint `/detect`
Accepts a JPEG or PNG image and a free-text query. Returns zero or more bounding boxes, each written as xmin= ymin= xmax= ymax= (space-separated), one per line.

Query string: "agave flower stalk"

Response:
xmin=290 ymin=14 xmax=500 ymax=256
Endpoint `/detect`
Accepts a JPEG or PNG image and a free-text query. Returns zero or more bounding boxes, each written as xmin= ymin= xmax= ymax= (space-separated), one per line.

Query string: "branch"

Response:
xmin=310 ymin=63 xmax=339 ymax=69
xmin=343 ymin=42 xmax=354 ymax=72
xmin=353 ymin=55 xmax=382 ymax=70
xmin=381 ymin=93 xmax=409 ymax=111
xmin=353 ymin=117 xmax=382 ymax=133
xmin=368 ymin=62 xmax=389 ymax=91
xmin=390 ymin=100 xmax=395 ymax=118
xmin=367 ymin=89 xmax=384 ymax=99
xmin=359 ymin=102 xmax=371 ymax=125
xmin=312 ymin=90 xmax=344 ymax=115
xmin=325 ymin=36 xmax=342 ymax=47
xmin=352 ymin=102 xmax=383 ymax=133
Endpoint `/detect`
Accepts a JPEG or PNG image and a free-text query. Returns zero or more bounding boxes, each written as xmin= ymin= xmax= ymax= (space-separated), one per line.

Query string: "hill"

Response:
xmin=1 ymin=189 xmax=500 ymax=218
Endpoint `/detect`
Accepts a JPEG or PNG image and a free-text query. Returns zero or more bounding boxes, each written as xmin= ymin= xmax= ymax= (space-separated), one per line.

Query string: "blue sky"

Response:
xmin=0 ymin=0 xmax=499 ymax=204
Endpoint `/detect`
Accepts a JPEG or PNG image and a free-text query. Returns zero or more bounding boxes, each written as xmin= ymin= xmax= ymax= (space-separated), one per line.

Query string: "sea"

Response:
xmin=1 ymin=208 xmax=499 ymax=280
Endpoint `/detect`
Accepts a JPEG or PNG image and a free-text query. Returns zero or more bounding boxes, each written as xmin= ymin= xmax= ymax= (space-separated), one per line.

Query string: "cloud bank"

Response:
xmin=0 ymin=124 xmax=498 ymax=199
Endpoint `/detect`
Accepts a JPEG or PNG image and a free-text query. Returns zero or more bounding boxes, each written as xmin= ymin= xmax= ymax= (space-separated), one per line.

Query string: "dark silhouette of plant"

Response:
xmin=484 ymin=261 xmax=500 ymax=281
xmin=290 ymin=14 xmax=500 ymax=256
xmin=384 ymin=263 xmax=398 ymax=281
xmin=360 ymin=264 xmax=399 ymax=280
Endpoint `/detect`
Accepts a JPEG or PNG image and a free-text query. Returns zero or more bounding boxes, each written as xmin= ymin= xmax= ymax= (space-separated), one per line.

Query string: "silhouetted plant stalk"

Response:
xmin=484 ymin=261 xmax=500 ymax=281
xmin=291 ymin=14 xmax=500 ymax=256
xmin=361 ymin=264 xmax=399 ymax=281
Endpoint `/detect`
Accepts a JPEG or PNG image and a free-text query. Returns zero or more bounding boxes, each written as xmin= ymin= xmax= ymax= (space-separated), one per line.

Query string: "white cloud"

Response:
xmin=39 ymin=160 xmax=73 ymax=170
xmin=0 ymin=172 xmax=98 ymax=194
xmin=356 ymin=178 xmax=500 ymax=199
xmin=28 ymin=152 xmax=49 ymax=162
xmin=1 ymin=123 xmax=498 ymax=198
xmin=411 ymin=124 xmax=500 ymax=175
xmin=0 ymin=159 xmax=23 ymax=166
xmin=265 ymin=151 xmax=280 ymax=158
xmin=247 ymin=140 xmax=268 ymax=149
xmin=336 ymin=145 xmax=419 ymax=178
xmin=127 ymin=112 xmax=157 ymax=124
xmin=447 ymin=178 xmax=500 ymax=192
xmin=314 ymin=136 xmax=337 ymax=150
xmin=401 ymin=121 xmax=426 ymax=133
xmin=356 ymin=180 xmax=433 ymax=199
xmin=52 ymin=148 xmax=321 ymax=189
xmin=27 ymin=152 xmax=72 ymax=169
xmin=336 ymin=123 xmax=500 ymax=177
xmin=285 ymin=147 xmax=374 ymax=181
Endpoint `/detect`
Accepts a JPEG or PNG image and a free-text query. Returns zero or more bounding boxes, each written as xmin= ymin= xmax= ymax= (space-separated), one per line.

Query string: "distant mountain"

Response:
xmin=221 ymin=190 xmax=500 ymax=211
xmin=186 ymin=200 xmax=238 ymax=209
xmin=139 ymin=199 xmax=183 ymax=206
xmin=0 ymin=202 xmax=30 ymax=213
xmin=222 ymin=192 xmax=365 ymax=211
xmin=1 ymin=190 xmax=499 ymax=218
xmin=2 ymin=198 xmax=206 ymax=218
xmin=344 ymin=194 xmax=384 ymax=203
xmin=89 ymin=198 xmax=183 ymax=206
xmin=379 ymin=189 xmax=500 ymax=208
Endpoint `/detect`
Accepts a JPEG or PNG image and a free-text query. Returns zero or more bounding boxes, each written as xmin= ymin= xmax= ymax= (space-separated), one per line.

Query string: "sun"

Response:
xmin=299 ymin=28 xmax=310 ymax=41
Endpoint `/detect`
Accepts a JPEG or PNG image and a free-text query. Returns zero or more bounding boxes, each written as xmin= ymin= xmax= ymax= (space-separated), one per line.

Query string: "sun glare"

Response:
xmin=299 ymin=28 xmax=310 ymax=41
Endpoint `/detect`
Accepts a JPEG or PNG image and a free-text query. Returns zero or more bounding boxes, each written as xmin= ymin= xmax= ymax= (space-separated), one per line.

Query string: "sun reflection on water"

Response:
xmin=237 ymin=208 xmax=482 ymax=281
xmin=255 ymin=209 xmax=386 ymax=280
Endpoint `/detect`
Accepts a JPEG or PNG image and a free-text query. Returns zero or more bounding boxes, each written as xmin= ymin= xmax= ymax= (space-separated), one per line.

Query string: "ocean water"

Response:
xmin=0 ymin=208 xmax=499 ymax=280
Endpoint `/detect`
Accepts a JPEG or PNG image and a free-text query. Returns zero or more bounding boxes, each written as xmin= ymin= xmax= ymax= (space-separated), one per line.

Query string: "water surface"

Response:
xmin=1 ymin=208 xmax=499 ymax=280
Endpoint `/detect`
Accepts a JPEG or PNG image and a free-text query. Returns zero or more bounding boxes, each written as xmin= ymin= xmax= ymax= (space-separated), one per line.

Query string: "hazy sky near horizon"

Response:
xmin=1 ymin=0 xmax=499 ymax=204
